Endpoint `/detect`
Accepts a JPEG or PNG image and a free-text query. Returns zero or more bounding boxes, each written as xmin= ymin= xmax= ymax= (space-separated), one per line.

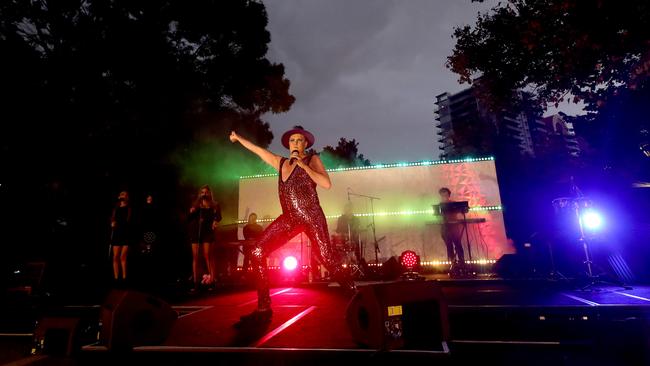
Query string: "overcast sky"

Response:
xmin=261 ymin=0 xmax=499 ymax=163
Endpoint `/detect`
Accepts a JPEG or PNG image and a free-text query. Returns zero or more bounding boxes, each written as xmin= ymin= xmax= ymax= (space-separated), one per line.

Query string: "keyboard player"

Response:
xmin=435 ymin=187 xmax=466 ymax=271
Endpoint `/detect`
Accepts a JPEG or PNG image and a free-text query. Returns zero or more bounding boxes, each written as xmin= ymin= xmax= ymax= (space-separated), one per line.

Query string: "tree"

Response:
xmin=448 ymin=0 xmax=650 ymax=111
xmin=0 ymin=0 xmax=293 ymax=172
xmin=446 ymin=0 xmax=650 ymax=249
xmin=447 ymin=0 xmax=650 ymax=179
xmin=0 ymin=0 xmax=295 ymax=267
xmin=320 ymin=138 xmax=371 ymax=169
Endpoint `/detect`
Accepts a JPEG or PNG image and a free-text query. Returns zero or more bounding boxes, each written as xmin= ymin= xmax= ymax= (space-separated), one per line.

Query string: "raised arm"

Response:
xmin=230 ymin=131 xmax=282 ymax=171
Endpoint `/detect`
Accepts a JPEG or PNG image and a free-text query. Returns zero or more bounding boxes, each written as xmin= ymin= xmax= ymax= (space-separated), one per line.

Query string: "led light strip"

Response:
xmin=239 ymin=156 xmax=495 ymax=179
xmin=420 ymin=259 xmax=497 ymax=265
xmin=240 ymin=260 xmax=497 ymax=271
xmin=365 ymin=259 xmax=497 ymax=267
xmin=236 ymin=205 xmax=502 ymax=224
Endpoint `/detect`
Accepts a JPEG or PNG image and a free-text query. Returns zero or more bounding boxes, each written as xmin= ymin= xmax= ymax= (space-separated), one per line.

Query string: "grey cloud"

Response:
xmin=263 ymin=0 xmax=497 ymax=162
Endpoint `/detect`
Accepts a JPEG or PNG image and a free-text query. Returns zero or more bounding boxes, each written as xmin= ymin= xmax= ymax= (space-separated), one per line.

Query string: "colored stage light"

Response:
xmin=283 ymin=256 xmax=298 ymax=271
xmin=237 ymin=205 xmax=502 ymax=224
xmin=399 ymin=250 xmax=422 ymax=281
xmin=582 ymin=210 xmax=603 ymax=230
xmin=399 ymin=250 xmax=420 ymax=270
xmin=240 ymin=156 xmax=495 ymax=179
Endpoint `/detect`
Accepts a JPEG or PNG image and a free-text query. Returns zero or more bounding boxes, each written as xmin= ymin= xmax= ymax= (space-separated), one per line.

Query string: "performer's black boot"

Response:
xmin=237 ymin=308 xmax=273 ymax=326
xmin=235 ymin=287 xmax=273 ymax=327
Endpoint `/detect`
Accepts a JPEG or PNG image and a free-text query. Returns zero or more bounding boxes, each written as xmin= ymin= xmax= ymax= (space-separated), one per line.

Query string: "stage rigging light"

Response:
xmin=283 ymin=256 xmax=298 ymax=271
xmin=581 ymin=209 xmax=603 ymax=231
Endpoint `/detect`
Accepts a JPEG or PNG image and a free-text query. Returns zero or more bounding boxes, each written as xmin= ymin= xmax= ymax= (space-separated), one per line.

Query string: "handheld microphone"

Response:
xmin=290 ymin=150 xmax=299 ymax=163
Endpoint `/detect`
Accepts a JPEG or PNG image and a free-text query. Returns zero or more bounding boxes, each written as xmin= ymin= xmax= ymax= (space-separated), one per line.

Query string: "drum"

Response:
xmin=332 ymin=234 xmax=354 ymax=252
xmin=331 ymin=234 xmax=345 ymax=247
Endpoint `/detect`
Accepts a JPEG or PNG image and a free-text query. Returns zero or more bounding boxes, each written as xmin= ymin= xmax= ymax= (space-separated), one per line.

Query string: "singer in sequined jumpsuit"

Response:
xmin=230 ymin=126 xmax=355 ymax=322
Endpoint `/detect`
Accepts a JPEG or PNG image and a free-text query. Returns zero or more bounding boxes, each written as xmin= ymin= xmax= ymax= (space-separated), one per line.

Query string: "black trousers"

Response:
xmin=442 ymin=224 xmax=465 ymax=264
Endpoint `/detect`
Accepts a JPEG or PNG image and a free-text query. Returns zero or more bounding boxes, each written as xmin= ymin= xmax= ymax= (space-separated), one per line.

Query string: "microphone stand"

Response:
xmin=346 ymin=189 xmax=355 ymax=263
xmin=109 ymin=228 xmax=114 ymax=260
xmin=348 ymin=191 xmax=382 ymax=264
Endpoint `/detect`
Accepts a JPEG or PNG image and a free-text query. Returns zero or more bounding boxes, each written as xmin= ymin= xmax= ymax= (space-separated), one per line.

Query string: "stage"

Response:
xmin=3 ymin=276 xmax=645 ymax=365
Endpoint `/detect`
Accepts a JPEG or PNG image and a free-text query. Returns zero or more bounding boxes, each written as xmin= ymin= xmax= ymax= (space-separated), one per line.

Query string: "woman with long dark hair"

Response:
xmin=110 ymin=191 xmax=132 ymax=282
xmin=188 ymin=185 xmax=222 ymax=291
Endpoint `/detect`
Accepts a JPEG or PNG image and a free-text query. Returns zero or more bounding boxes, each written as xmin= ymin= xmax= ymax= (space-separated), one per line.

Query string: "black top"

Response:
xmin=243 ymin=223 xmax=263 ymax=240
xmin=336 ymin=214 xmax=360 ymax=238
xmin=113 ymin=206 xmax=131 ymax=229
xmin=111 ymin=205 xmax=132 ymax=244
xmin=140 ymin=203 xmax=159 ymax=232
xmin=188 ymin=203 xmax=222 ymax=234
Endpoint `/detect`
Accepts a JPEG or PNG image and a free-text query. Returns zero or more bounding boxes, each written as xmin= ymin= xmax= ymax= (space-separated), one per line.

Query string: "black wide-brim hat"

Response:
xmin=281 ymin=127 xmax=315 ymax=149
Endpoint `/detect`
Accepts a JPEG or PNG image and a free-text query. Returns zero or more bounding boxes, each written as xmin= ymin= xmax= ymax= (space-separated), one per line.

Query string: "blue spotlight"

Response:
xmin=582 ymin=210 xmax=603 ymax=230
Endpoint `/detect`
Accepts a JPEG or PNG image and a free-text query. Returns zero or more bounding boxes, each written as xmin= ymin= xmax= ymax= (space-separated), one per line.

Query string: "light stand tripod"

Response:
xmin=566 ymin=178 xmax=631 ymax=291
xmin=572 ymin=201 xmax=630 ymax=290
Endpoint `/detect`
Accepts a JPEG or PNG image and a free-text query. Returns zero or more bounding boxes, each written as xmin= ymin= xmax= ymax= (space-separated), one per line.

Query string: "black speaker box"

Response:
xmin=346 ymin=280 xmax=449 ymax=351
xmin=33 ymin=317 xmax=81 ymax=356
xmin=381 ymin=256 xmax=402 ymax=281
xmin=100 ymin=290 xmax=177 ymax=350
xmin=494 ymin=253 xmax=528 ymax=279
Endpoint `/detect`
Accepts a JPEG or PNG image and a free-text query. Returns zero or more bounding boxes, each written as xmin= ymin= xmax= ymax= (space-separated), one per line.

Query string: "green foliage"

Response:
xmin=320 ymin=138 xmax=371 ymax=169
xmin=448 ymin=0 xmax=650 ymax=111
xmin=0 ymin=0 xmax=294 ymax=179
xmin=0 ymin=0 xmax=296 ymax=249
xmin=448 ymin=0 xmax=650 ymax=181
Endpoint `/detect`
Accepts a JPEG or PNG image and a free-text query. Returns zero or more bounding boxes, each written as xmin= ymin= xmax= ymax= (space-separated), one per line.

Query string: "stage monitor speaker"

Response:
xmin=346 ymin=280 xmax=449 ymax=351
xmin=32 ymin=317 xmax=81 ymax=356
xmin=100 ymin=290 xmax=177 ymax=350
xmin=381 ymin=256 xmax=402 ymax=281
xmin=494 ymin=253 xmax=528 ymax=279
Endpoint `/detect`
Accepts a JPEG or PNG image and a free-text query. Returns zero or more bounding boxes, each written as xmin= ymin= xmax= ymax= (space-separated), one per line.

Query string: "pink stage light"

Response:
xmin=283 ymin=256 xmax=298 ymax=271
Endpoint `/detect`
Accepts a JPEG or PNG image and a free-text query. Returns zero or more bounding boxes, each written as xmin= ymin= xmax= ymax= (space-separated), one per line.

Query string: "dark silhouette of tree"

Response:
xmin=448 ymin=0 xmax=650 ymax=111
xmin=0 ymin=0 xmax=295 ymax=277
xmin=446 ymin=0 xmax=650 ymax=260
xmin=447 ymin=0 xmax=649 ymax=180
xmin=320 ymin=138 xmax=371 ymax=169
xmin=1 ymin=0 xmax=293 ymax=172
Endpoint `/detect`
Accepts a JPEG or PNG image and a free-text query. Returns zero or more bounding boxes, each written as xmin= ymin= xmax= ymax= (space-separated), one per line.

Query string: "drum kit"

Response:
xmin=331 ymin=231 xmax=367 ymax=279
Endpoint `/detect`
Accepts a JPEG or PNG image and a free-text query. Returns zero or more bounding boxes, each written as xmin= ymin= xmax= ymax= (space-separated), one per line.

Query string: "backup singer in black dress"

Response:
xmin=111 ymin=191 xmax=132 ymax=281
xmin=188 ymin=185 xmax=222 ymax=290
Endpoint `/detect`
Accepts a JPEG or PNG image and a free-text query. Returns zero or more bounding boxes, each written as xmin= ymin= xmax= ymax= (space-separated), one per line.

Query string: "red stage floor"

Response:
xmin=81 ymin=279 xmax=650 ymax=352
xmin=5 ymin=280 xmax=650 ymax=365
xmin=160 ymin=286 xmax=357 ymax=350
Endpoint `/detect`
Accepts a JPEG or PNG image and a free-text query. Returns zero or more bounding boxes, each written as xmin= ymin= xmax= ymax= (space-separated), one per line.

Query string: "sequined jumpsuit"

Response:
xmin=251 ymin=155 xmax=352 ymax=309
